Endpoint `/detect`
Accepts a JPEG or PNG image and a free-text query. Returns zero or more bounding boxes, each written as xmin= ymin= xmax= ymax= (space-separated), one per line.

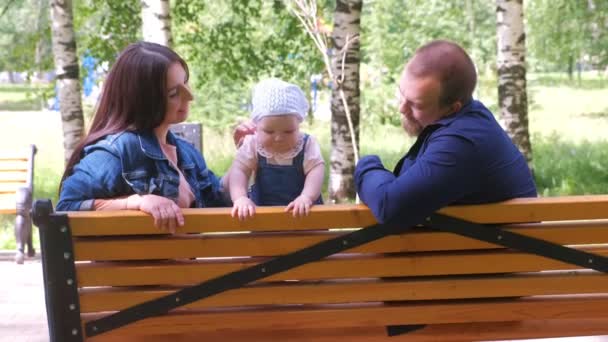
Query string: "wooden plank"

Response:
xmin=65 ymin=196 xmax=608 ymax=236
xmin=82 ymin=319 xmax=608 ymax=342
xmin=67 ymin=205 xmax=377 ymax=236
xmin=80 ymin=295 xmax=608 ymax=333
xmin=76 ymin=246 xmax=608 ymax=287
xmin=72 ymin=221 xmax=608 ymax=261
xmin=0 ymin=194 xmax=16 ymax=213
xmin=440 ymin=194 xmax=608 ymax=222
xmin=0 ymin=171 xmax=28 ymax=182
xmin=0 ymin=160 xmax=28 ymax=172
xmin=0 ymin=182 xmax=23 ymax=194
xmin=78 ymin=271 xmax=608 ymax=312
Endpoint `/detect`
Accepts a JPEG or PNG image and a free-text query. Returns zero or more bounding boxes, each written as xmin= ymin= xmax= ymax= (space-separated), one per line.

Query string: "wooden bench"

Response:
xmin=170 ymin=122 xmax=203 ymax=152
xmin=33 ymin=195 xmax=608 ymax=341
xmin=0 ymin=144 xmax=37 ymax=264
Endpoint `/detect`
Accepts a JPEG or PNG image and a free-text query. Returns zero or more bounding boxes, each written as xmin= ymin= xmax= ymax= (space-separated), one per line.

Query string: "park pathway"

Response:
xmin=0 ymin=257 xmax=48 ymax=342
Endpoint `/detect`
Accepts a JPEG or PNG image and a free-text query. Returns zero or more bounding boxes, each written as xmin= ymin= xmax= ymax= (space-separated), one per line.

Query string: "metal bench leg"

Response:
xmin=15 ymin=187 xmax=33 ymax=264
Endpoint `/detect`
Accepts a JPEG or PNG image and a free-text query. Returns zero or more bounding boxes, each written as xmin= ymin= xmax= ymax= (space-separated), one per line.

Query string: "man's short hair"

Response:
xmin=408 ymin=40 xmax=477 ymax=107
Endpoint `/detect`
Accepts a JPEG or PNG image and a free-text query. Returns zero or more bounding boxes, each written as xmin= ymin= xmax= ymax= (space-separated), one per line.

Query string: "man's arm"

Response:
xmin=355 ymin=133 xmax=477 ymax=225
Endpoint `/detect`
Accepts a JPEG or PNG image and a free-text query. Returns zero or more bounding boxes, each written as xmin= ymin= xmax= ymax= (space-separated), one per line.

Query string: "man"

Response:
xmin=354 ymin=40 xmax=537 ymax=226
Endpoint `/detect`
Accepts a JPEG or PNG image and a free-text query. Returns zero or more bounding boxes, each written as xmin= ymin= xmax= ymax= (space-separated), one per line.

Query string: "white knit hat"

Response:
xmin=251 ymin=78 xmax=309 ymax=123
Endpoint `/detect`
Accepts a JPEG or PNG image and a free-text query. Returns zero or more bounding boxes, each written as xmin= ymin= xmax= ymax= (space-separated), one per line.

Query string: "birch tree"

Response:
xmin=329 ymin=0 xmax=362 ymax=202
xmin=50 ymin=0 xmax=84 ymax=164
xmin=141 ymin=0 xmax=172 ymax=46
xmin=496 ymin=0 xmax=532 ymax=168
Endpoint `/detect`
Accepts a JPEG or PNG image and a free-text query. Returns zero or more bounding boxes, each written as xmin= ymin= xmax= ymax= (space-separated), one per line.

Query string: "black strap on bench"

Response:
xmin=430 ymin=213 xmax=608 ymax=273
xmin=85 ymin=213 xmax=608 ymax=338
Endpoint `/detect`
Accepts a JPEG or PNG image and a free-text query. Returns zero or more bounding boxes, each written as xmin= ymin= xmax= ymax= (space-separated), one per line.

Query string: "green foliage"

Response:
xmin=73 ymin=0 xmax=141 ymax=68
xmin=173 ymin=0 xmax=326 ymax=128
xmin=526 ymin=0 xmax=608 ymax=72
xmin=361 ymin=0 xmax=496 ymax=77
xmin=533 ymin=134 xmax=608 ymax=196
xmin=0 ymin=0 xmax=52 ymax=73
xmin=360 ymin=0 xmax=496 ymax=125
xmin=0 ymin=84 xmax=52 ymax=111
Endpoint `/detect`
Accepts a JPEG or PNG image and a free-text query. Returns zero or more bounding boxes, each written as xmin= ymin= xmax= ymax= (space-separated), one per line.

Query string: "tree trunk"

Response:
xmin=496 ymin=0 xmax=533 ymax=171
xmin=329 ymin=0 xmax=362 ymax=203
xmin=34 ymin=0 xmax=48 ymax=84
xmin=50 ymin=0 xmax=84 ymax=165
xmin=141 ymin=0 xmax=172 ymax=47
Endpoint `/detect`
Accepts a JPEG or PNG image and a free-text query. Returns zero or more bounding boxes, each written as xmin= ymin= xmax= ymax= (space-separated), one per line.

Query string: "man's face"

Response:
xmin=397 ymin=64 xmax=451 ymax=137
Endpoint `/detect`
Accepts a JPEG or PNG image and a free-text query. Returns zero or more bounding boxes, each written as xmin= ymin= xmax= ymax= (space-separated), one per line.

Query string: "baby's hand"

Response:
xmin=286 ymin=194 xmax=313 ymax=217
xmin=231 ymin=196 xmax=256 ymax=220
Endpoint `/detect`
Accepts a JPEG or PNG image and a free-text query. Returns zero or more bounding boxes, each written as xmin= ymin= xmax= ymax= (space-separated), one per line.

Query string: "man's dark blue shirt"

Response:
xmin=354 ymin=100 xmax=537 ymax=225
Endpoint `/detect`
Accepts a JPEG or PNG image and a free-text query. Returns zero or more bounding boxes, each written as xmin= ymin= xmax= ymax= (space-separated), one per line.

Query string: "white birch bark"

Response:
xmin=141 ymin=0 xmax=172 ymax=47
xmin=50 ymin=0 xmax=85 ymax=165
xmin=329 ymin=0 xmax=362 ymax=203
xmin=497 ymin=0 xmax=533 ymax=169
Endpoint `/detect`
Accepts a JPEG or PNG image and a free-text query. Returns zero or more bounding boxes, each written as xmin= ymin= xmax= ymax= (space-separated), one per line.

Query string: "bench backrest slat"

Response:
xmin=75 ymin=246 xmax=608 ymax=287
xmin=71 ymin=221 xmax=608 ymax=261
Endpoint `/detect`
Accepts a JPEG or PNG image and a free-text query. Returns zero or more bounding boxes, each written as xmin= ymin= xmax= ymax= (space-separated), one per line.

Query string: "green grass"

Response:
xmin=0 ymin=73 xmax=607 ymax=248
xmin=0 ymin=84 xmax=52 ymax=111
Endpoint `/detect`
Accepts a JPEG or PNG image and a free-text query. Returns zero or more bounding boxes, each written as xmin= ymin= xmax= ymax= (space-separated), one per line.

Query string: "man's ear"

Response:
xmin=449 ymin=101 xmax=462 ymax=114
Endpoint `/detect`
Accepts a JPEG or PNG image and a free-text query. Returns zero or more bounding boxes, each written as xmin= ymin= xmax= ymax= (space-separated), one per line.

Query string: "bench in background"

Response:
xmin=33 ymin=195 xmax=608 ymax=341
xmin=0 ymin=144 xmax=37 ymax=264
xmin=170 ymin=122 xmax=202 ymax=153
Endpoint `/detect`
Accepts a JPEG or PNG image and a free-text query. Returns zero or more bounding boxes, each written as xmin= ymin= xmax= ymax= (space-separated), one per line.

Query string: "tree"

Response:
xmin=73 ymin=0 xmax=141 ymax=70
xmin=328 ymin=0 xmax=362 ymax=202
xmin=172 ymin=0 xmax=324 ymax=128
xmin=50 ymin=0 xmax=85 ymax=164
xmin=525 ymin=0 xmax=608 ymax=75
xmin=0 ymin=0 xmax=53 ymax=77
xmin=141 ymin=0 xmax=172 ymax=46
xmin=496 ymin=0 xmax=532 ymax=168
xmin=360 ymin=0 xmax=496 ymax=126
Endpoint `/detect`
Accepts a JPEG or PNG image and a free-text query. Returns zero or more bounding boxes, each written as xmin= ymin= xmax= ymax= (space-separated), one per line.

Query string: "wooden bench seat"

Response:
xmin=0 ymin=145 xmax=36 ymax=263
xmin=33 ymin=195 xmax=608 ymax=341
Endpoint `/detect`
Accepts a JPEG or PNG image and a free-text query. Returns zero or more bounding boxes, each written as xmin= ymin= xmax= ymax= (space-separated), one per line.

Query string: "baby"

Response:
xmin=228 ymin=78 xmax=325 ymax=219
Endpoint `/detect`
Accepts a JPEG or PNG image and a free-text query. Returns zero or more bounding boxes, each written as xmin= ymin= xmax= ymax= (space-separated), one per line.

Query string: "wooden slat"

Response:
xmin=0 ymin=194 xmax=16 ymax=213
xmin=65 ymin=195 xmax=608 ymax=236
xmin=67 ymin=205 xmax=376 ymax=236
xmin=76 ymin=246 xmax=608 ymax=287
xmin=78 ymin=271 xmax=608 ymax=312
xmin=440 ymin=194 xmax=608 ymax=222
xmin=83 ymin=319 xmax=608 ymax=342
xmin=81 ymin=295 xmax=608 ymax=333
xmin=0 ymin=182 xmax=23 ymax=194
xmin=0 ymin=160 xmax=28 ymax=172
xmin=0 ymin=171 xmax=27 ymax=183
xmin=73 ymin=221 xmax=608 ymax=261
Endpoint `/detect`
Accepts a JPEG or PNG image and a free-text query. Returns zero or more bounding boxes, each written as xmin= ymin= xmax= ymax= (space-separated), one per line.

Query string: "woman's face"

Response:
xmin=163 ymin=62 xmax=193 ymax=126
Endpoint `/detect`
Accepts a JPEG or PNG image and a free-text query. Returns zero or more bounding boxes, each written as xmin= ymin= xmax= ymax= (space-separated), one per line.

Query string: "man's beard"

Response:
xmin=401 ymin=113 xmax=423 ymax=137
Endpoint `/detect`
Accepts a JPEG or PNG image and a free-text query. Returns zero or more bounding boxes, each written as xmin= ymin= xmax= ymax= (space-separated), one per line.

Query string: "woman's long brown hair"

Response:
xmin=60 ymin=42 xmax=189 ymax=186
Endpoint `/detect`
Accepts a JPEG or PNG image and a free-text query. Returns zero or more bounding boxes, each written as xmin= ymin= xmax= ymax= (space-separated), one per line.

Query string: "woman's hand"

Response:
xmin=137 ymin=194 xmax=184 ymax=233
xmin=233 ymin=120 xmax=255 ymax=148
xmin=286 ymin=194 xmax=313 ymax=217
xmin=231 ymin=196 xmax=256 ymax=220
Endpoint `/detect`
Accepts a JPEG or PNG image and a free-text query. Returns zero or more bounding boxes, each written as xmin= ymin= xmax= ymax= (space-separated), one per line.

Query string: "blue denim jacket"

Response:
xmin=57 ymin=130 xmax=228 ymax=211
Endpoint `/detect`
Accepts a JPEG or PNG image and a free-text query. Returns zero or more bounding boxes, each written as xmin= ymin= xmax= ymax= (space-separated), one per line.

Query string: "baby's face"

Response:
xmin=256 ymin=114 xmax=301 ymax=153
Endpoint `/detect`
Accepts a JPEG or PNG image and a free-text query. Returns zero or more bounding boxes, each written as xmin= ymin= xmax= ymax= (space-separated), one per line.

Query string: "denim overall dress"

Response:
xmin=250 ymin=134 xmax=323 ymax=206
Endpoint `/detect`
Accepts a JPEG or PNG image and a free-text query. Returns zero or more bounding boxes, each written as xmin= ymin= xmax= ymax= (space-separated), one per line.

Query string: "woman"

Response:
xmin=57 ymin=42 xmax=228 ymax=232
